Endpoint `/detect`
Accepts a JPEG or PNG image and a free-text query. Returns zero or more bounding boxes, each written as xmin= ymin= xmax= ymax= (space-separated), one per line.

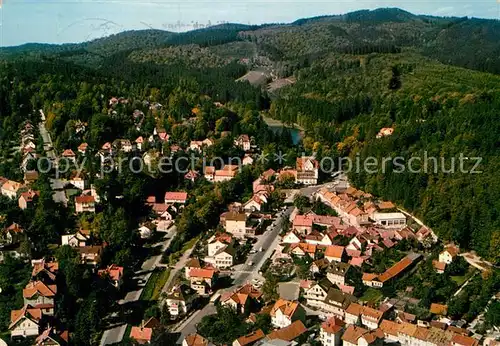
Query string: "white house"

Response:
xmin=326 ymin=262 xmax=351 ymax=286
xmin=270 ymin=299 xmax=305 ymax=328
xmin=305 ymin=279 xmax=333 ymax=309
xmin=439 ymin=245 xmax=459 ymax=264
xmin=1 ymin=180 xmax=23 ymax=199
xmin=164 ymin=192 xmax=188 ymax=205
xmin=360 ymin=306 xmax=384 ymax=330
xmin=371 ymin=212 xmax=406 ymax=229
xmin=75 ymin=195 xmax=96 ymax=214
xmin=296 ymin=157 xmax=319 ymax=185
xmin=234 ymin=134 xmax=251 ymax=151
xmin=320 ymin=317 xmax=345 ymax=346
xmin=243 ymin=195 xmax=265 ymax=212
xmin=208 ymin=234 xmax=234 ymax=257
xmin=242 ymin=155 xmax=254 ymax=166
xmin=210 ymin=245 xmax=235 ymax=269
xmin=22 ymin=281 xmax=56 ymax=315
xmin=61 ymin=230 xmax=89 ymax=247
xmin=224 ymin=211 xmax=247 ymax=238
xmin=166 ymin=285 xmax=193 ymax=318
xmin=9 ymin=306 xmax=43 ymax=338
xmin=69 ymin=176 xmax=85 ymax=190
xmin=282 ymin=231 xmax=302 ymax=244
xmin=138 ymin=224 xmax=155 ymax=239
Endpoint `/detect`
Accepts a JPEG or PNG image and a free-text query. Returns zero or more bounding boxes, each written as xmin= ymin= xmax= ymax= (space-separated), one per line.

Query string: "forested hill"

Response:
xmin=1 ymin=7 xmax=500 ymax=262
xmin=1 ymin=8 xmax=500 ymax=74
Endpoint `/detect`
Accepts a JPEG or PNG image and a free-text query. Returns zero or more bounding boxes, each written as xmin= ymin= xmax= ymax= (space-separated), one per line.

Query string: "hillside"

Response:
xmin=0 ymin=8 xmax=500 ymax=262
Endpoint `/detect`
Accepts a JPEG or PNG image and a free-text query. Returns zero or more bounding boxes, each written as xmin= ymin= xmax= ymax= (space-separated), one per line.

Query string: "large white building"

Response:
xmin=372 ymin=212 xmax=406 ymax=229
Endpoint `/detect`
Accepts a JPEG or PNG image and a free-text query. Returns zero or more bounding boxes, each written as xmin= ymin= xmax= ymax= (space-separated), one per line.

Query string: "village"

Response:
xmin=0 ymin=100 xmax=498 ymax=346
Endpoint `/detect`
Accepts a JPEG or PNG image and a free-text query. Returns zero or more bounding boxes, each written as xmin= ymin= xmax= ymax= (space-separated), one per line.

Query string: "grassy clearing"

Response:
xmin=141 ymin=268 xmax=171 ymax=301
xmin=360 ymin=288 xmax=383 ymax=304
xmin=451 ymin=268 xmax=477 ymax=287
xmin=181 ymin=236 xmax=199 ymax=253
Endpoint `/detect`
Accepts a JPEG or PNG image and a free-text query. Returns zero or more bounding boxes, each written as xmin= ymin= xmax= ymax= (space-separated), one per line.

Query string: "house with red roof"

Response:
xmin=1 ymin=179 xmax=24 ymax=199
xmin=22 ymin=281 xmax=57 ymax=314
xmin=362 ymin=253 xmax=422 ymax=288
xmin=184 ymin=170 xmax=200 ymax=183
xmin=324 ymin=245 xmax=345 ymax=263
xmin=290 ymin=242 xmax=317 ymax=258
xmin=183 ymin=333 xmax=209 ymax=346
xmin=439 ymin=244 xmax=459 ymax=264
xmin=433 ymin=260 xmax=447 ymax=274
xmin=342 ymin=324 xmax=384 ymax=346
xmin=189 ymin=268 xmax=217 ymax=295
xmin=9 ymin=305 xmax=44 ymax=338
xmin=214 ymin=165 xmax=239 ymax=182
xmin=267 ymin=320 xmax=308 ymax=342
xmin=164 ymin=191 xmax=188 ymax=205
xmin=293 ymin=215 xmax=313 ymax=234
xmin=130 ymin=325 xmax=153 ymax=344
xmin=35 ymin=327 xmax=69 ymax=346
xmin=234 ymin=134 xmax=251 ymax=151
xmin=2 ymin=222 xmax=25 ymax=245
xmin=451 ymin=334 xmax=480 ymax=346
xmin=270 ymin=299 xmax=305 ymax=328
xmin=78 ymin=142 xmax=88 ymax=155
xmin=98 ymin=264 xmax=124 ymax=289
xmin=232 ymin=329 xmax=265 ymax=346
xmin=296 ymin=157 xmax=319 ymax=185
xmin=376 ymin=127 xmax=394 ymax=139
xmin=221 ymin=284 xmax=262 ymax=315
xmin=18 ymin=189 xmax=39 ymax=210
xmin=320 ymin=317 xmax=345 ymax=346
xmin=185 ymin=258 xmax=202 ymax=279
xmin=61 ymin=149 xmax=76 ymax=163
xmin=75 ymin=195 xmax=96 ymax=213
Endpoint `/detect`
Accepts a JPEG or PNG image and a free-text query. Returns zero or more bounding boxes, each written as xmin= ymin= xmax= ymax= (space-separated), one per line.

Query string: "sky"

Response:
xmin=0 ymin=0 xmax=498 ymax=46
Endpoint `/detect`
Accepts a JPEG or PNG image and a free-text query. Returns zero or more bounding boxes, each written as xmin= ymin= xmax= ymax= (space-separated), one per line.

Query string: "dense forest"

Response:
xmin=0 ymin=8 xmax=499 ymax=262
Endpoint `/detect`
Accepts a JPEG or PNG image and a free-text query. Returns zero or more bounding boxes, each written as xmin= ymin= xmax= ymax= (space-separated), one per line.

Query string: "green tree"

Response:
xmin=485 ymin=301 xmax=500 ymax=328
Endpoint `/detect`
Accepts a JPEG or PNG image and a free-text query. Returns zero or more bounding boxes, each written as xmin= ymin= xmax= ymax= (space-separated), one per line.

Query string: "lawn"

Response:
xmin=181 ymin=236 xmax=199 ymax=253
xmin=141 ymin=268 xmax=171 ymax=301
xmin=451 ymin=268 xmax=477 ymax=287
xmin=360 ymin=288 xmax=384 ymax=304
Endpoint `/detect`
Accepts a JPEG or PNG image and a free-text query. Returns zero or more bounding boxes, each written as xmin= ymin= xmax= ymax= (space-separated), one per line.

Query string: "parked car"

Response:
xmin=247 ymin=261 xmax=254 ymax=266
xmin=259 ymin=247 xmax=264 ymax=252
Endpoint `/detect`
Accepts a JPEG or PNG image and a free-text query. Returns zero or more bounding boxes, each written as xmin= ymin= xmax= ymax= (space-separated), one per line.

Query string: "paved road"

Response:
xmin=174 ymin=207 xmax=294 ymax=342
xmin=38 ymin=121 xmax=56 ymax=160
xmin=100 ymin=226 xmax=177 ymax=346
xmin=161 ymin=240 xmax=197 ymax=295
xmin=38 ymin=119 xmax=69 ymax=205
xmin=234 ymin=206 xmax=294 ymax=286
